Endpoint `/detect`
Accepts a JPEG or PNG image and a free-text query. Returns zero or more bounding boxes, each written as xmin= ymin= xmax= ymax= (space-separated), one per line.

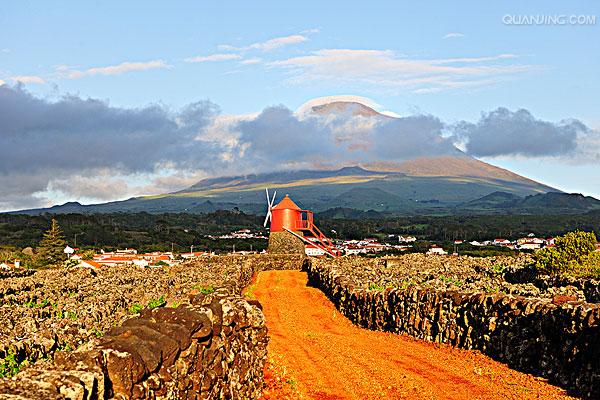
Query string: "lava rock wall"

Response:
xmin=305 ymin=260 xmax=600 ymax=398
xmin=0 ymin=255 xmax=305 ymax=399
xmin=0 ymin=287 xmax=267 ymax=399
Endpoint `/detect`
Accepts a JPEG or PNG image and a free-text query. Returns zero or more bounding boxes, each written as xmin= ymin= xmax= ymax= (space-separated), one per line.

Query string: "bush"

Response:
xmin=0 ymin=349 xmax=22 ymax=378
xmin=535 ymin=231 xmax=599 ymax=277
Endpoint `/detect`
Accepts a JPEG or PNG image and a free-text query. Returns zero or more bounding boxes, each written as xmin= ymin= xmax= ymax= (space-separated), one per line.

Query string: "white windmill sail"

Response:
xmin=263 ymin=188 xmax=277 ymax=227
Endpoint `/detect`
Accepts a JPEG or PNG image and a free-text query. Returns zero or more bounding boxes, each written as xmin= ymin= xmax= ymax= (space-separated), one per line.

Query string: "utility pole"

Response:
xmin=74 ymin=232 xmax=84 ymax=247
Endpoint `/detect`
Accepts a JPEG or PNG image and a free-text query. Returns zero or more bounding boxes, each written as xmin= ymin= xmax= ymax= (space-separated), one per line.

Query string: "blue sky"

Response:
xmin=0 ymin=1 xmax=599 ymax=209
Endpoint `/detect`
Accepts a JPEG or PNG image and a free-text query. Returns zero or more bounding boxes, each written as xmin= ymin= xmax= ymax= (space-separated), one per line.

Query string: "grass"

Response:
xmin=0 ymin=349 xmax=23 ymax=378
xmin=439 ymin=275 xmax=464 ymax=287
xmin=66 ymin=311 xmax=78 ymax=320
xmin=129 ymin=303 xmax=144 ymax=314
xmin=58 ymin=343 xmax=73 ymax=352
xmin=146 ymin=295 xmax=166 ymax=309
xmin=193 ymin=284 xmax=215 ymax=294
xmin=23 ymin=298 xmax=51 ymax=308
xmin=368 ymin=283 xmax=385 ymax=291
xmin=490 ymin=264 xmax=507 ymax=274
xmin=244 ymin=282 xmax=257 ymax=300
xmin=92 ymin=328 xmax=103 ymax=338
xmin=130 ymin=295 xmax=167 ymax=314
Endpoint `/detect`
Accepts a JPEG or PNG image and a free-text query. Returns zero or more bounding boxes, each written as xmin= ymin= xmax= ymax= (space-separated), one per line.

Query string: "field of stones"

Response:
xmin=0 ymin=253 xmax=598 ymax=398
xmin=314 ymin=253 xmax=600 ymax=303
xmin=0 ymin=257 xmax=259 ymax=377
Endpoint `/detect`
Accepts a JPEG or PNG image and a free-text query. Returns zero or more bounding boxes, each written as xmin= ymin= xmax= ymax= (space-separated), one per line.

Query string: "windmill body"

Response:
xmin=264 ymin=189 xmax=340 ymax=257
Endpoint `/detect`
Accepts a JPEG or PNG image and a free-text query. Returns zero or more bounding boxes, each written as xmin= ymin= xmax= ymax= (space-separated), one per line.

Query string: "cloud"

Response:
xmin=59 ymin=60 xmax=170 ymax=79
xmin=452 ymin=107 xmax=590 ymax=158
xmin=240 ymin=57 xmax=262 ymax=65
xmin=184 ymin=53 xmax=241 ymax=63
xmin=1 ymin=86 xmax=597 ymax=211
xmin=9 ymin=75 xmax=45 ymax=84
xmin=0 ymin=85 xmax=220 ymax=210
xmin=0 ymin=79 xmax=5 ymax=86
xmin=443 ymin=32 xmax=465 ymax=39
xmin=233 ymin=105 xmax=458 ymax=171
xmin=47 ymin=172 xmax=133 ymax=201
xmin=269 ymin=49 xmax=534 ymax=94
xmin=219 ymin=34 xmax=308 ymax=53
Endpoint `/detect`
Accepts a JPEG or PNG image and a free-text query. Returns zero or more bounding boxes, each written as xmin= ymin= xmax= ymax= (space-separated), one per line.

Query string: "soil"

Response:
xmin=253 ymin=270 xmax=576 ymax=400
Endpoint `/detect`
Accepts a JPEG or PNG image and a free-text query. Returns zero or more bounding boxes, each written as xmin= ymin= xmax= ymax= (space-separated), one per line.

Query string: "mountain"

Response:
xmin=459 ymin=192 xmax=600 ymax=214
xmin=8 ymin=98 xmax=584 ymax=217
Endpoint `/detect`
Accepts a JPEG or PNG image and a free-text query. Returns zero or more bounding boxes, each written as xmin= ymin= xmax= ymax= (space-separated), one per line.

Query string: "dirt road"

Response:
xmin=250 ymin=270 xmax=575 ymax=400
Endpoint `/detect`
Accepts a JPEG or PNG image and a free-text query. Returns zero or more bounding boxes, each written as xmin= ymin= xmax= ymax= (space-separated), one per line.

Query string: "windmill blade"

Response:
xmin=264 ymin=188 xmax=273 ymax=227
xmin=263 ymin=189 xmax=277 ymax=227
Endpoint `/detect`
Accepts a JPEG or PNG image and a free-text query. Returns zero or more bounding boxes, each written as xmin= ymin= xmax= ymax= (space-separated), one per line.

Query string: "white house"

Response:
xmin=398 ymin=236 xmax=417 ymax=243
xmin=518 ymin=242 xmax=542 ymax=250
xmin=133 ymin=259 xmax=150 ymax=268
xmin=305 ymin=244 xmax=326 ymax=257
xmin=427 ymin=245 xmax=447 ymax=255
xmin=76 ymin=260 xmax=101 ymax=270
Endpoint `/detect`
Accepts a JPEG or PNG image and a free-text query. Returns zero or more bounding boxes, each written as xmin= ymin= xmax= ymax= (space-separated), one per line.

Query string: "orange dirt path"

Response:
xmin=252 ymin=270 xmax=576 ymax=400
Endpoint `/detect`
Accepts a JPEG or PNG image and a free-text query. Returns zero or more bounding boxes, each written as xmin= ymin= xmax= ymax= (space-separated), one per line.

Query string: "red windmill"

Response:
xmin=264 ymin=189 xmax=340 ymax=257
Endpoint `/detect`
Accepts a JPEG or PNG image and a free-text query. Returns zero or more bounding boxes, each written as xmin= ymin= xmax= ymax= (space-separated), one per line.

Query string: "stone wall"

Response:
xmin=0 ymin=255 xmax=305 ymax=399
xmin=267 ymin=231 xmax=305 ymax=255
xmin=305 ymin=260 xmax=600 ymax=398
xmin=0 ymin=286 xmax=267 ymax=399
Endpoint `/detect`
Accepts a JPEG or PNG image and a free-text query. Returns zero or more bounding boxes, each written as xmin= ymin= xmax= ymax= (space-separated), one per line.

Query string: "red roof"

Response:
xmin=82 ymin=260 xmax=102 ymax=268
xmin=272 ymin=194 xmax=301 ymax=211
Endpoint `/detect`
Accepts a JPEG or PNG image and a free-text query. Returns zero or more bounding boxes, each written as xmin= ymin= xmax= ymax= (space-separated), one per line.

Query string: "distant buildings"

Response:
xmin=426 ymin=245 xmax=447 ymax=255
xmin=0 ymin=260 xmax=20 ymax=269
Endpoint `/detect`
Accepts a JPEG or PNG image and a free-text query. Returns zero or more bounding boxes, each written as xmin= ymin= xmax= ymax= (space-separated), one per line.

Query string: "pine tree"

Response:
xmin=38 ymin=219 xmax=67 ymax=266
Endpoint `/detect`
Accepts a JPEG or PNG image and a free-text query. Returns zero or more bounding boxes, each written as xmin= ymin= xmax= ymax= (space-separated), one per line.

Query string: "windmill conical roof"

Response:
xmin=272 ymin=194 xmax=301 ymax=210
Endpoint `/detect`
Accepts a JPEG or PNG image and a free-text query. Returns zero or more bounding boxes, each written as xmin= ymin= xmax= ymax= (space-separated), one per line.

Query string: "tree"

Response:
xmin=38 ymin=219 xmax=67 ymax=266
xmin=535 ymin=231 xmax=598 ymax=276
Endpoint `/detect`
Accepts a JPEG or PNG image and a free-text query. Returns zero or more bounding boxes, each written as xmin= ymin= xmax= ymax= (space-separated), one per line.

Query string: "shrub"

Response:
xmin=146 ymin=295 xmax=166 ymax=309
xmin=0 ymin=349 xmax=22 ymax=378
xmin=535 ymin=231 xmax=599 ymax=277
xmin=129 ymin=303 xmax=143 ymax=314
xmin=194 ymin=284 xmax=215 ymax=294
xmin=368 ymin=283 xmax=384 ymax=291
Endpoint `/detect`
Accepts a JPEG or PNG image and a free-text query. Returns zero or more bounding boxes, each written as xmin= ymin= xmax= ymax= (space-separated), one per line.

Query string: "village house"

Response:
xmin=76 ymin=259 xmax=102 ymax=270
xmin=398 ymin=236 xmax=417 ymax=243
xmin=426 ymin=245 xmax=447 ymax=255
xmin=305 ymin=243 xmax=326 ymax=257
xmin=0 ymin=260 xmax=20 ymax=269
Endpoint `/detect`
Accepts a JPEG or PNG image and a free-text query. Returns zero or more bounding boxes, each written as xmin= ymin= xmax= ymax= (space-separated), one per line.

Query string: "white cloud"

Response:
xmin=10 ymin=75 xmax=45 ymax=84
xmin=240 ymin=57 xmax=262 ymax=65
xmin=0 ymin=79 xmax=5 ymax=86
xmin=184 ymin=53 xmax=241 ymax=63
xmin=219 ymin=34 xmax=308 ymax=53
xmin=434 ymin=54 xmax=518 ymax=64
xmin=60 ymin=59 xmax=170 ymax=79
xmin=270 ymin=49 xmax=534 ymax=94
xmin=443 ymin=32 xmax=465 ymax=39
